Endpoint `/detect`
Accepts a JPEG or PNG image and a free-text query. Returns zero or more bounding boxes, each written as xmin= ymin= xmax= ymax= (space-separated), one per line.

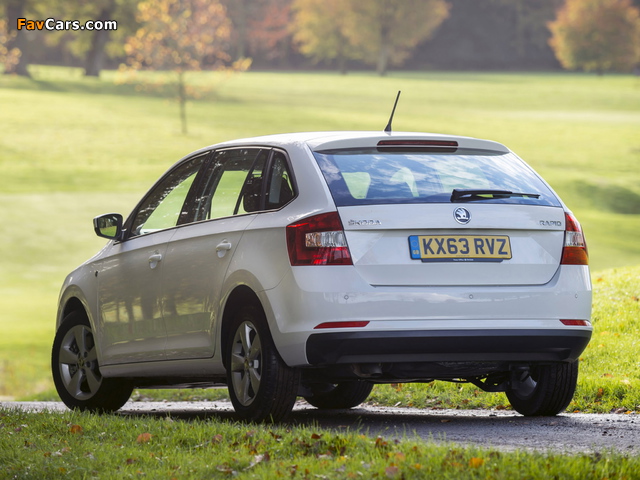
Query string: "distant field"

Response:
xmin=0 ymin=66 xmax=638 ymax=402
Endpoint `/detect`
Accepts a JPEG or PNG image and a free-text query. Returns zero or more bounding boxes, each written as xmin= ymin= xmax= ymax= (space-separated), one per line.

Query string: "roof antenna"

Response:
xmin=384 ymin=90 xmax=401 ymax=133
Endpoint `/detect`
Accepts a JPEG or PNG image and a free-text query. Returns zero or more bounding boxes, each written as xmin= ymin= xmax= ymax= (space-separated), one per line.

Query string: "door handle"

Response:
xmin=148 ymin=253 xmax=162 ymax=268
xmin=216 ymin=240 xmax=232 ymax=258
xmin=216 ymin=241 xmax=232 ymax=252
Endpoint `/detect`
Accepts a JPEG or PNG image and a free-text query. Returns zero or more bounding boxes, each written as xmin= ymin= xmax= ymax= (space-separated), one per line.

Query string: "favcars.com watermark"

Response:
xmin=17 ymin=18 xmax=117 ymax=31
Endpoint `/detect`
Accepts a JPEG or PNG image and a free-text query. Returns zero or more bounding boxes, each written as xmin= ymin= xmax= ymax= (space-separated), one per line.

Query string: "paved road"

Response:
xmin=2 ymin=400 xmax=638 ymax=454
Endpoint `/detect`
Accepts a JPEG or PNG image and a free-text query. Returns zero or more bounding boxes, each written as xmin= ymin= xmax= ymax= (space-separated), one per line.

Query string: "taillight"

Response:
xmin=286 ymin=212 xmax=353 ymax=266
xmin=561 ymin=212 xmax=588 ymax=265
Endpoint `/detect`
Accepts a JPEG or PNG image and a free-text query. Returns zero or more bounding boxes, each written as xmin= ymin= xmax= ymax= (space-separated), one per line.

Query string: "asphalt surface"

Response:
xmin=2 ymin=400 xmax=638 ymax=454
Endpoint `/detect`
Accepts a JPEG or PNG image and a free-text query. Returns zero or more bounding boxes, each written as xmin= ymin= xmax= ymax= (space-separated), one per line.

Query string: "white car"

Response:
xmin=52 ymin=131 xmax=592 ymax=421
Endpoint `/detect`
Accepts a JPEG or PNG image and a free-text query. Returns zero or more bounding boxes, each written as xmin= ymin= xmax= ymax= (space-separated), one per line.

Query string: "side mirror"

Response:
xmin=93 ymin=213 xmax=123 ymax=240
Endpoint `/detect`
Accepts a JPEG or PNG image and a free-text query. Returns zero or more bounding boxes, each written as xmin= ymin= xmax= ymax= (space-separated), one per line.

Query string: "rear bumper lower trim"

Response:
xmin=306 ymin=329 xmax=592 ymax=365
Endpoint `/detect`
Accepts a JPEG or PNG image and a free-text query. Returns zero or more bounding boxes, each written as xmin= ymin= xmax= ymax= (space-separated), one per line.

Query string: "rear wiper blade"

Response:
xmin=451 ymin=189 xmax=541 ymax=202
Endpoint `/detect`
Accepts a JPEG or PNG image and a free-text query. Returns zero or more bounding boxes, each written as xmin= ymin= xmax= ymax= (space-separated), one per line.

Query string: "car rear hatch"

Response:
xmin=310 ymin=134 xmax=567 ymax=287
xmin=338 ymin=203 xmax=564 ymax=286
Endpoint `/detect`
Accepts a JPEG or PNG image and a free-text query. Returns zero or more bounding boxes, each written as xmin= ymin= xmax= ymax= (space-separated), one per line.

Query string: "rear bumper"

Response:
xmin=261 ymin=264 xmax=591 ymax=366
xmin=306 ymin=328 xmax=592 ymax=365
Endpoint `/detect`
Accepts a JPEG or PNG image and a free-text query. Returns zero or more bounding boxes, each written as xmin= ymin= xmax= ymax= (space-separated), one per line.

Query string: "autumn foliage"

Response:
xmin=292 ymin=0 xmax=449 ymax=75
xmin=548 ymin=0 xmax=640 ymax=73
xmin=121 ymin=0 xmax=250 ymax=133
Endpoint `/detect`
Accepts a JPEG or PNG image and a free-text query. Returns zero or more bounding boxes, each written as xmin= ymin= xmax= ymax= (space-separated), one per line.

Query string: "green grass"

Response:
xmin=2 ymin=408 xmax=639 ymax=479
xmin=0 ymin=66 xmax=639 ymax=411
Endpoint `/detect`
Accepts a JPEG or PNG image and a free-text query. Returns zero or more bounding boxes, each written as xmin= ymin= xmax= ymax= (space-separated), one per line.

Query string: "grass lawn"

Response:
xmin=3 ymin=407 xmax=640 ymax=479
xmin=0 ymin=66 xmax=639 ymax=416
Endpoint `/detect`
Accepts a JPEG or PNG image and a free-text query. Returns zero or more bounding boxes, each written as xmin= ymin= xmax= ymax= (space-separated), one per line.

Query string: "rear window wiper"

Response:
xmin=451 ymin=189 xmax=541 ymax=202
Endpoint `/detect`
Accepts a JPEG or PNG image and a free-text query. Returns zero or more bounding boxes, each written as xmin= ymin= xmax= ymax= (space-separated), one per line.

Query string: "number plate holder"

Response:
xmin=409 ymin=235 xmax=512 ymax=263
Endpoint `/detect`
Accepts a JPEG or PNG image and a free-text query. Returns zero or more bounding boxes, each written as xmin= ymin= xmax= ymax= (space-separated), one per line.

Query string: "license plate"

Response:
xmin=409 ymin=235 xmax=512 ymax=262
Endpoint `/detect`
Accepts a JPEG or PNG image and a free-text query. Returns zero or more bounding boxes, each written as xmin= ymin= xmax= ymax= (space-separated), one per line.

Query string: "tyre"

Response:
xmin=303 ymin=382 xmax=374 ymax=409
xmin=506 ymin=361 xmax=578 ymax=416
xmin=225 ymin=304 xmax=300 ymax=422
xmin=51 ymin=311 xmax=132 ymax=412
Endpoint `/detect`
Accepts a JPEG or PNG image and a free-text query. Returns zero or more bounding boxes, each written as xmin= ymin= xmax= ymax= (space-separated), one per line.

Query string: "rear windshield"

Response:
xmin=313 ymin=148 xmax=561 ymax=207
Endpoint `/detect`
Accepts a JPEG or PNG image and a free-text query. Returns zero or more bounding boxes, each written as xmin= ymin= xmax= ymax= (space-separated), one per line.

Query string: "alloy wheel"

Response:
xmin=230 ymin=321 xmax=263 ymax=406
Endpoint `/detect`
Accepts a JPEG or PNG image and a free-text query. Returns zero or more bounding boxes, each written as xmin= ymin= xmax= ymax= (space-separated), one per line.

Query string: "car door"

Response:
xmin=161 ymin=148 xmax=269 ymax=360
xmin=96 ymin=154 xmax=208 ymax=365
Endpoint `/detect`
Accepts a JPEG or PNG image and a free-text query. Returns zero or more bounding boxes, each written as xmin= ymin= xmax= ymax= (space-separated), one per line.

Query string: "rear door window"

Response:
xmin=194 ymin=148 xmax=267 ymax=221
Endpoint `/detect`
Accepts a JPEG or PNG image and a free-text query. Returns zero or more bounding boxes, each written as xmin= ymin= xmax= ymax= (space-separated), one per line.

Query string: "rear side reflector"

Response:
xmin=560 ymin=319 xmax=592 ymax=327
xmin=314 ymin=321 xmax=369 ymax=329
xmin=377 ymin=140 xmax=458 ymax=147
xmin=286 ymin=211 xmax=353 ymax=266
xmin=561 ymin=212 xmax=589 ymax=265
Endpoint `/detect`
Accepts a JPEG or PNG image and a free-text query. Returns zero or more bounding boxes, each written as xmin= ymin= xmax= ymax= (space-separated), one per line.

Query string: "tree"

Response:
xmin=122 ymin=0 xmax=249 ymax=134
xmin=84 ymin=0 xmax=131 ymax=77
xmin=291 ymin=0 xmax=361 ymax=73
xmin=248 ymin=0 xmax=296 ymax=66
xmin=489 ymin=0 xmax=563 ymax=60
xmin=1 ymin=0 xmax=32 ymax=76
xmin=222 ymin=0 xmax=252 ymax=60
xmin=342 ymin=0 xmax=450 ymax=75
xmin=45 ymin=0 xmax=142 ymax=77
xmin=222 ymin=0 xmax=298 ymax=67
xmin=548 ymin=0 xmax=640 ymax=73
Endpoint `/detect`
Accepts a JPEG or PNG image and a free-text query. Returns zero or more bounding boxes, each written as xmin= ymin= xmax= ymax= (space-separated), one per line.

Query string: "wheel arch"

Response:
xmin=220 ymin=285 xmax=263 ymax=369
xmin=57 ymin=287 xmax=93 ymax=330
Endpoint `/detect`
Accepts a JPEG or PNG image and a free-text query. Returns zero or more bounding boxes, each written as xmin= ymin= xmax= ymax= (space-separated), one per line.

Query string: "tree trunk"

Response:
xmin=338 ymin=55 xmax=348 ymax=75
xmin=337 ymin=43 xmax=348 ymax=75
xmin=377 ymin=44 xmax=390 ymax=76
xmin=376 ymin=19 xmax=390 ymax=76
xmin=4 ymin=0 xmax=31 ymax=77
xmin=178 ymin=71 xmax=187 ymax=135
xmin=84 ymin=0 xmax=117 ymax=77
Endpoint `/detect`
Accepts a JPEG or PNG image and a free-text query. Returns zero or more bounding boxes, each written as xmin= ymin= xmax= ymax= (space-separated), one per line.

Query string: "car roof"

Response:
xmin=209 ymin=131 xmax=511 ymax=154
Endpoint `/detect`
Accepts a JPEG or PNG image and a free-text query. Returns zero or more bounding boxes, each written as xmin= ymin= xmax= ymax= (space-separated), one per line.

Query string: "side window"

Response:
xmin=129 ymin=155 xmax=206 ymax=237
xmin=265 ymin=151 xmax=295 ymax=209
xmin=195 ymin=148 xmax=267 ymax=222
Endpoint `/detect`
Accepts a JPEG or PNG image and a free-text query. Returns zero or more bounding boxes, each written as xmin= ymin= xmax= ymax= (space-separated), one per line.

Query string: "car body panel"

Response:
xmin=96 ymin=229 xmax=174 ymax=364
xmin=161 ymin=214 xmax=256 ymax=360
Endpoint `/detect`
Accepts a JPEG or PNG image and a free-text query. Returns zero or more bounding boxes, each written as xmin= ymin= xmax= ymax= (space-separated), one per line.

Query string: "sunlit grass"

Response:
xmin=2 ymin=407 xmax=640 ymax=479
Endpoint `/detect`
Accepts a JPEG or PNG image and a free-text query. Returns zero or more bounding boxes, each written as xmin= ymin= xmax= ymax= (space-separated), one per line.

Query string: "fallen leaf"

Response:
xmin=375 ymin=436 xmax=388 ymax=448
xmin=69 ymin=424 xmax=83 ymax=434
xmin=385 ymin=466 xmax=400 ymax=478
xmin=469 ymin=457 xmax=484 ymax=468
xmin=136 ymin=433 xmax=153 ymax=444
xmin=216 ymin=464 xmax=235 ymax=474
xmin=244 ymin=453 xmax=270 ymax=470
